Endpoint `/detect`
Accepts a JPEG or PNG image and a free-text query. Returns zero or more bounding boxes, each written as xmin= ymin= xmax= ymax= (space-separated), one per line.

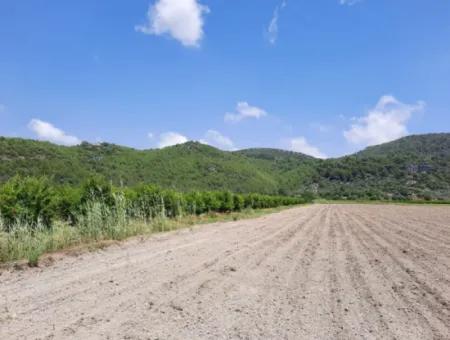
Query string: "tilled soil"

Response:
xmin=1 ymin=204 xmax=450 ymax=339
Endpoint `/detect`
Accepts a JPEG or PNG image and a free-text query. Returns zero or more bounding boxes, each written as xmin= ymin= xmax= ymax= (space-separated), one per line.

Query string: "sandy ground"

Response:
xmin=1 ymin=204 xmax=450 ymax=340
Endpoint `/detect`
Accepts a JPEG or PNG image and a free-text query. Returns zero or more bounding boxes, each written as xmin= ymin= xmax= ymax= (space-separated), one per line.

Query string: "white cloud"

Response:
xmin=339 ymin=0 xmax=362 ymax=5
xmin=201 ymin=130 xmax=235 ymax=150
xmin=135 ymin=0 xmax=209 ymax=47
xmin=225 ymin=102 xmax=267 ymax=123
xmin=343 ymin=95 xmax=425 ymax=146
xmin=0 ymin=104 xmax=6 ymax=113
xmin=157 ymin=131 xmax=189 ymax=148
xmin=28 ymin=119 xmax=81 ymax=146
xmin=289 ymin=137 xmax=327 ymax=159
xmin=267 ymin=1 xmax=287 ymax=45
xmin=148 ymin=132 xmax=154 ymax=139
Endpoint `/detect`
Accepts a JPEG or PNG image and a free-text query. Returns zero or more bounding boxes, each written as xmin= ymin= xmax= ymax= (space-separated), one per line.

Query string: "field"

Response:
xmin=1 ymin=204 xmax=450 ymax=339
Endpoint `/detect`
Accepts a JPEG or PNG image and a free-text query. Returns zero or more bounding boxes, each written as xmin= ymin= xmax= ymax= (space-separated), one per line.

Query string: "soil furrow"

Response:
xmin=1 ymin=204 xmax=449 ymax=339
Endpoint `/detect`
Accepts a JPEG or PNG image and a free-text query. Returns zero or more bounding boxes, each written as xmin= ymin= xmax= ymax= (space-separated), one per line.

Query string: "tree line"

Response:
xmin=0 ymin=175 xmax=309 ymax=231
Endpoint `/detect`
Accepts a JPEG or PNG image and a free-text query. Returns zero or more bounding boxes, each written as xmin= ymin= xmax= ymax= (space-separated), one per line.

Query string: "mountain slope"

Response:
xmin=234 ymin=148 xmax=319 ymax=195
xmin=0 ymin=133 xmax=449 ymax=199
xmin=0 ymin=138 xmax=278 ymax=193
xmin=315 ymin=134 xmax=450 ymax=199
xmin=356 ymin=133 xmax=450 ymax=158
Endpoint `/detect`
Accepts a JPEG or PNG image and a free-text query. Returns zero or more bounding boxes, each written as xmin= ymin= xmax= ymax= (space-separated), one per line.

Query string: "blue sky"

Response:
xmin=0 ymin=0 xmax=449 ymax=158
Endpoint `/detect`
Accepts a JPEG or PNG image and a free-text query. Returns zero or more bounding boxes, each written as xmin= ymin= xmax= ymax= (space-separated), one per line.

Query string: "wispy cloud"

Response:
xmin=267 ymin=1 xmax=287 ymax=45
xmin=289 ymin=136 xmax=327 ymax=159
xmin=135 ymin=0 xmax=209 ymax=47
xmin=201 ymin=130 xmax=235 ymax=150
xmin=339 ymin=0 xmax=363 ymax=6
xmin=0 ymin=104 xmax=6 ymax=113
xmin=225 ymin=102 xmax=267 ymax=123
xmin=28 ymin=119 xmax=81 ymax=146
xmin=343 ymin=95 xmax=425 ymax=146
xmin=157 ymin=131 xmax=189 ymax=148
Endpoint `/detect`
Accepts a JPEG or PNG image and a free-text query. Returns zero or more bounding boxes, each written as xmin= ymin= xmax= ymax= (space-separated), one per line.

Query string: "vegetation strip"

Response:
xmin=0 ymin=175 xmax=308 ymax=266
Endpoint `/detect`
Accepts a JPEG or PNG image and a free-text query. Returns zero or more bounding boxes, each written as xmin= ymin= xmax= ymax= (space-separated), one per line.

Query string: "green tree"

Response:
xmin=0 ymin=176 xmax=55 ymax=230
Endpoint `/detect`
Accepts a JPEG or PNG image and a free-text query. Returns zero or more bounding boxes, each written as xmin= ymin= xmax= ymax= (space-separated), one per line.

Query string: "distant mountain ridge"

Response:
xmin=1 ymin=133 xmax=449 ymax=200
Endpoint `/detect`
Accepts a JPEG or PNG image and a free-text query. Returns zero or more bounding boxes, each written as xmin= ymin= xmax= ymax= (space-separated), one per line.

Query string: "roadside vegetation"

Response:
xmin=0 ymin=175 xmax=308 ymax=266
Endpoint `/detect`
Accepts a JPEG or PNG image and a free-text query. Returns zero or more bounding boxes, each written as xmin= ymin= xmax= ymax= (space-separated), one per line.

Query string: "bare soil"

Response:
xmin=1 ymin=204 xmax=450 ymax=339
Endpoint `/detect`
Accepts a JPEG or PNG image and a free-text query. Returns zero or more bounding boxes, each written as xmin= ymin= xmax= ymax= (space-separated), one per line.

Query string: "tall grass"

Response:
xmin=0 ymin=194 xmax=295 ymax=266
xmin=0 ymin=195 xmax=156 ymax=265
xmin=0 ymin=177 xmax=307 ymax=266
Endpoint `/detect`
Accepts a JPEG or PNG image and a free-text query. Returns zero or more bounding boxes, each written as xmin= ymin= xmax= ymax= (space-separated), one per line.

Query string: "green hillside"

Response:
xmin=1 ymin=133 xmax=449 ymax=200
xmin=234 ymin=148 xmax=319 ymax=196
xmin=314 ymin=134 xmax=450 ymax=200
xmin=0 ymin=138 xmax=278 ymax=193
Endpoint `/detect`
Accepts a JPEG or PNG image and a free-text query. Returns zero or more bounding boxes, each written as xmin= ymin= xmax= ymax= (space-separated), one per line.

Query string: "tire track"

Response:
xmin=350 ymin=209 xmax=450 ymax=303
xmin=343 ymin=207 xmax=450 ymax=339
xmin=334 ymin=206 xmax=393 ymax=339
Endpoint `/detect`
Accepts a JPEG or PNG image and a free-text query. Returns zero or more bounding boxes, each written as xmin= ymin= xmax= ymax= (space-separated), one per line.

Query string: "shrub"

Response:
xmin=54 ymin=185 xmax=81 ymax=224
xmin=217 ymin=191 xmax=234 ymax=212
xmin=184 ymin=192 xmax=206 ymax=215
xmin=130 ymin=184 xmax=165 ymax=219
xmin=202 ymin=192 xmax=221 ymax=212
xmin=233 ymin=194 xmax=245 ymax=211
xmin=0 ymin=176 xmax=55 ymax=230
xmin=80 ymin=176 xmax=115 ymax=207
xmin=162 ymin=190 xmax=184 ymax=218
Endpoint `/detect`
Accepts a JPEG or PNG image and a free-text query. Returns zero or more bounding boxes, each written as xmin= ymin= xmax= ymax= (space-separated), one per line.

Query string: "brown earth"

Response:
xmin=1 ymin=204 xmax=450 ymax=339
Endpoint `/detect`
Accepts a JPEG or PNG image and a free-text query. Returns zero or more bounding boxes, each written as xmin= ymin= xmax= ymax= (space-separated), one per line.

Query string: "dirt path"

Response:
xmin=1 ymin=204 xmax=450 ymax=339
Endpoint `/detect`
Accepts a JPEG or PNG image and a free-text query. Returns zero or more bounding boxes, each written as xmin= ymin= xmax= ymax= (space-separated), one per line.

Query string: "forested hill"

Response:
xmin=0 ymin=133 xmax=449 ymax=200
xmin=313 ymin=134 xmax=450 ymax=200
xmin=0 ymin=138 xmax=279 ymax=194
xmin=356 ymin=133 xmax=450 ymax=158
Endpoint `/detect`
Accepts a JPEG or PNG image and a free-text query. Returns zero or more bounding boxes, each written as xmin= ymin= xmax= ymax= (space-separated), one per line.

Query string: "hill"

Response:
xmin=313 ymin=134 xmax=450 ymax=200
xmin=0 ymin=138 xmax=278 ymax=193
xmin=0 ymin=133 xmax=449 ymax=200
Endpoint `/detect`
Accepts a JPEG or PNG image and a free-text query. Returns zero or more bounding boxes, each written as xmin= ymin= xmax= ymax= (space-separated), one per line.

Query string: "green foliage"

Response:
xmin=185 ymin=192 xmax=207 ymax=215
xmin=0 ymin=178 xmax=306 ymax=265
xmin=0 ymin=133 xmax=449 ymax=200
xmin=201 ymin=192 xmax=221 ymax=212
xmin=161 ymin=189 xmax=185 ymax=218
xmin=130 ymin=184 xmax=165 ymax=219
xmin=0 ymin=178 xmax=305 ymax=234
xmin=240 ymin=134 xmax=450 ymax=200
xmin=233 ymin=194 xmax=245 ymax=211
xmin=54 ymin=185 xmax=81 ymax=224
xmin=0 ymin=176 xmax=55 ymax=230
xmin=80 ymin=176 xmax=115 ymax=206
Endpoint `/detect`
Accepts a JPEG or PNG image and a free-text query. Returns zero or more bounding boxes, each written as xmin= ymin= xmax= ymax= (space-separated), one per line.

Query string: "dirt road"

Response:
xmin=1 ymin=204 xmax=450 ymax=339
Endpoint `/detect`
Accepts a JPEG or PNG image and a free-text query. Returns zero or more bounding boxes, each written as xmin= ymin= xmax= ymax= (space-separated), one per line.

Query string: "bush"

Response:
xmin=0 ymin=177 xmax=305 ymax=233
xmin=162 ymin=189 xmax=184 ymax=218
xmin=54 ymin=185 xmax=81 ymax=224
xmin=217 ymin=191 xmax=234 ymax=212
xmin=202 ymin=192 xmax=221 ymax=212
xmin=0 ymin=176 xmax=55 ymax=230
xmin=184 ymin=192 xmax=206 ymax=215
xmin=233 ymin=194 xmax=245 ymax=211
xmin=126 ymin=184 xmax=162 ymax=219
xmin=80 ymin=176 xmax=115 ymax=207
